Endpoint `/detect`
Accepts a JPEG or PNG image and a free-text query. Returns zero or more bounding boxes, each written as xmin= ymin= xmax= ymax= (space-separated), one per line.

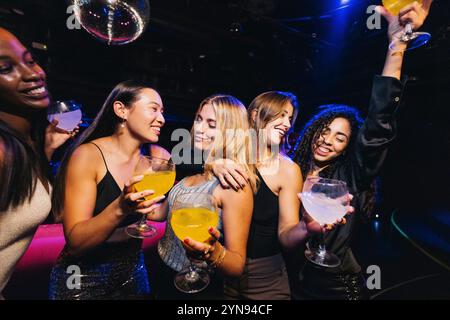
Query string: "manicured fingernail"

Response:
xmin=184 ymin=239 xmax=189 ymax=244
xmin=209 ymin=227 xmax=213 ymax=233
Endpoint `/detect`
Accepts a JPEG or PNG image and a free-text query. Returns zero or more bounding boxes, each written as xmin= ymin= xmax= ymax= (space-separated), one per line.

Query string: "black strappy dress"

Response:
xmin=48 ymin=143 xmax=150 ymax=300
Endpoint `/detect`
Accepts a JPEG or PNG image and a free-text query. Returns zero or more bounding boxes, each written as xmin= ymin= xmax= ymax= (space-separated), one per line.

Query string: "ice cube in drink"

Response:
xmin=171 ymin=207 xmax=219 ymax=243
xmin=300 ymin=191 xmax=347 ymax=225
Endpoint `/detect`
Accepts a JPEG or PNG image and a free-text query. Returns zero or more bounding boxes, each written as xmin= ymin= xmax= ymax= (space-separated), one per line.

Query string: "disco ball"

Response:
xmin=72 ymin=0 xmax=150 ymax=45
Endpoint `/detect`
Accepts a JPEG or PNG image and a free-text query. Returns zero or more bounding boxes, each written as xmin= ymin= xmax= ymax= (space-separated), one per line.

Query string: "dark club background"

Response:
xmin=1 ymin=0 xmax=449 ymax=299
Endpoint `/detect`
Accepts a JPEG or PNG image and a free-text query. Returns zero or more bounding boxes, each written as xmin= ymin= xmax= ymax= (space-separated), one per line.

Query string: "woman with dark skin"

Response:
xmin=289 ymin=2 xmax=432 ymax=300
xmin=0 ymin=28 xmax=77 ymax=299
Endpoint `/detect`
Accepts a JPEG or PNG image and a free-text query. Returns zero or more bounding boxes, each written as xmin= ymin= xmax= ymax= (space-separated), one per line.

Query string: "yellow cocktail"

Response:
xmin=134 ymin=170 xmax=176 ymax=201
xmin=382 ymin=0 xmax=423 ymax=15
xmin=126 ymin=156 xmax=175 ymax=239
xmin=382 ymin=0 xmax=431 ymax=51
xmin=171 ymin=192 xmax=219 ymax=293
xmin=171 ymin=207 xmax=219 ymax=243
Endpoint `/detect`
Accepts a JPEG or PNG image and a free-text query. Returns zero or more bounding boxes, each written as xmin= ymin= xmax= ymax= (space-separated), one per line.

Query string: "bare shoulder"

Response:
xmin=279 ymin=154 xmax=301 ymax=178
xmin=67 ymin=142 xmax=103 ymax=177
xmin=71 ymin=142 xmax=101 ymax=162
xmin=214 ymin=182 xmax=253 ymax=207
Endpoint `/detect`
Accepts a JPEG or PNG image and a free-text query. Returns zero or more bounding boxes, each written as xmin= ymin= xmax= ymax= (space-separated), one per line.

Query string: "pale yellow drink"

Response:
xmin=133 ymin=171 xmax=176 ymax=201
xmin=171 ymin=207 xmax=219 ymax=243
xmin=382 ymin=0 xmax=423 ymax=15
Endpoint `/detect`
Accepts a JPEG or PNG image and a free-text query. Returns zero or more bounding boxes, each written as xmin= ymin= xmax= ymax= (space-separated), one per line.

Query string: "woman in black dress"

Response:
xmin=290 ymin=1 xmax=433 ymax=299
xmin=49 ymin=81 xmax=166 ymax=299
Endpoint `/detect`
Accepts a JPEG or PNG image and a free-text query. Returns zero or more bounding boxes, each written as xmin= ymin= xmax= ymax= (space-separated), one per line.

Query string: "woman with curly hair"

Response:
xmin=289 ymin=1 xmax=432 ymax=300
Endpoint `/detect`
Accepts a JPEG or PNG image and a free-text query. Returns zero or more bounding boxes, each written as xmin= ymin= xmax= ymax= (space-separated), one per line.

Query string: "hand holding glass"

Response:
xmin=300 ymin=177 xmax=349 ymax=268
xmin=382 ymin=0 xmax=431 ymax=51
xmin=47 ymin=100 xmax=82 ymax=132
xmin=171 ymin=193 xmax=219 ymax=293
xmin=125 ymin=156 xmax=176 ymax=238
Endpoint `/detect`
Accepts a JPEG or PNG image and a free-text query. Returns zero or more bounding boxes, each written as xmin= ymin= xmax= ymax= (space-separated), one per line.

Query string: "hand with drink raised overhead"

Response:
xmin=377 ymin=0 xmax=433 ymax=46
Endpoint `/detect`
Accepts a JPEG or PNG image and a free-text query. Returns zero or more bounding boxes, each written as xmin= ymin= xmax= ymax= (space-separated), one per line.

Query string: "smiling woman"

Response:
xmin=288 ymin=0 xmax=432 ymax=299
xmin=148 ymin=94 xmax=258 ymax=299
xmin=0 ymin=48 xmax=49 ymax=112
xmin=0 ymin=28 xmax=76 ymax=299
xmin=48 ymin=80 xmax=167 ymax=299
xmin=312 ymin=117 xmax=351 ymax=165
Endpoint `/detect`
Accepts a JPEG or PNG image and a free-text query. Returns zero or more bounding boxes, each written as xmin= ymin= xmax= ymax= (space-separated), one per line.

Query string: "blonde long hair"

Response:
xmin=192 ymin=94 xmax=259 ymax=193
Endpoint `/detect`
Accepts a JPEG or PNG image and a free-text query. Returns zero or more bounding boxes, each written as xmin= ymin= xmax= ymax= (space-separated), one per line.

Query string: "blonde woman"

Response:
xmin=148 ymin=94 xmax=257 ymax=299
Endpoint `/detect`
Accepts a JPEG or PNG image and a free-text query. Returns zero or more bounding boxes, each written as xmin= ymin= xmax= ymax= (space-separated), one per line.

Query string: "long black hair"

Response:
xmin=291 ymin=104 xmax=377 ymax=219
xmin=51 ymin=80 xmax=154 ymax=220
xmin=0 ymin=110 xmax=50 ymax=211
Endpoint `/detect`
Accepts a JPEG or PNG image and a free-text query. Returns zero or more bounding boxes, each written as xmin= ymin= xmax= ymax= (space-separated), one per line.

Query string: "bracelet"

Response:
xmin=209 ymin=244 xmax=227 ymax=269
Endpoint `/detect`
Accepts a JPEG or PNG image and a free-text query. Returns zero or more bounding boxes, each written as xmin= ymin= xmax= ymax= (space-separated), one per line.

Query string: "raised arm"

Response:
xmin=349 ymin=2 xmax=432 ymax=188
xmin=378 ymin=0 xmax=432 ymax=80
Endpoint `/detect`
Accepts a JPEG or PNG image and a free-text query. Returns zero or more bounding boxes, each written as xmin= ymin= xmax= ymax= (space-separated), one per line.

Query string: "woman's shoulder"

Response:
xmin=72 ymin=142 xmax=99 ymax=158
xmin=279 ymin=154 xmax=301 ymax=177
xmin=68 ymin=141 xmax=105 ymax=173
xmin=215 ymin=176 xmax=252 ymax=203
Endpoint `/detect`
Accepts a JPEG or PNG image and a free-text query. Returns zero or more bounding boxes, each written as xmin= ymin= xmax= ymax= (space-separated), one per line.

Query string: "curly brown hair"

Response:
xmin=291 ymin=104 xmax=363 ymax=177
xmin=290 ymin=104 xmax=377 ymax=220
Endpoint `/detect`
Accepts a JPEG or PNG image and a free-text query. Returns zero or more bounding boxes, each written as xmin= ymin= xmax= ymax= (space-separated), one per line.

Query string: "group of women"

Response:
xmin=0 ymin=2 xmax=431 ymax=300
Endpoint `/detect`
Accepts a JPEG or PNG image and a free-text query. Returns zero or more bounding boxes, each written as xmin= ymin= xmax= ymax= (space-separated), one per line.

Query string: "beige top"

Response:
xmin=0 ymin=179 xmax=51 ymax=299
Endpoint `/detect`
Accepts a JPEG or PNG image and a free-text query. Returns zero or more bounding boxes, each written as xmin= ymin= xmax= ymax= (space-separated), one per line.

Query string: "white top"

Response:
xmin=0 ymin=179 xmax=51 ymax=299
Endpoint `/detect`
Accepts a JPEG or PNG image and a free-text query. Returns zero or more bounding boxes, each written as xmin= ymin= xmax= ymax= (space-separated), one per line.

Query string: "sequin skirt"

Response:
xmin=48 ymin=240 xmax=151 ymax=300
xmin=296 ymin=263 xmax=368 ymax=300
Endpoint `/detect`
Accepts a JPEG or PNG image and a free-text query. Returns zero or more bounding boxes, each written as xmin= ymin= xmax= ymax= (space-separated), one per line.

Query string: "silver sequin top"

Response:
xmin=158 ymin=176 xmax=222 ymax=272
